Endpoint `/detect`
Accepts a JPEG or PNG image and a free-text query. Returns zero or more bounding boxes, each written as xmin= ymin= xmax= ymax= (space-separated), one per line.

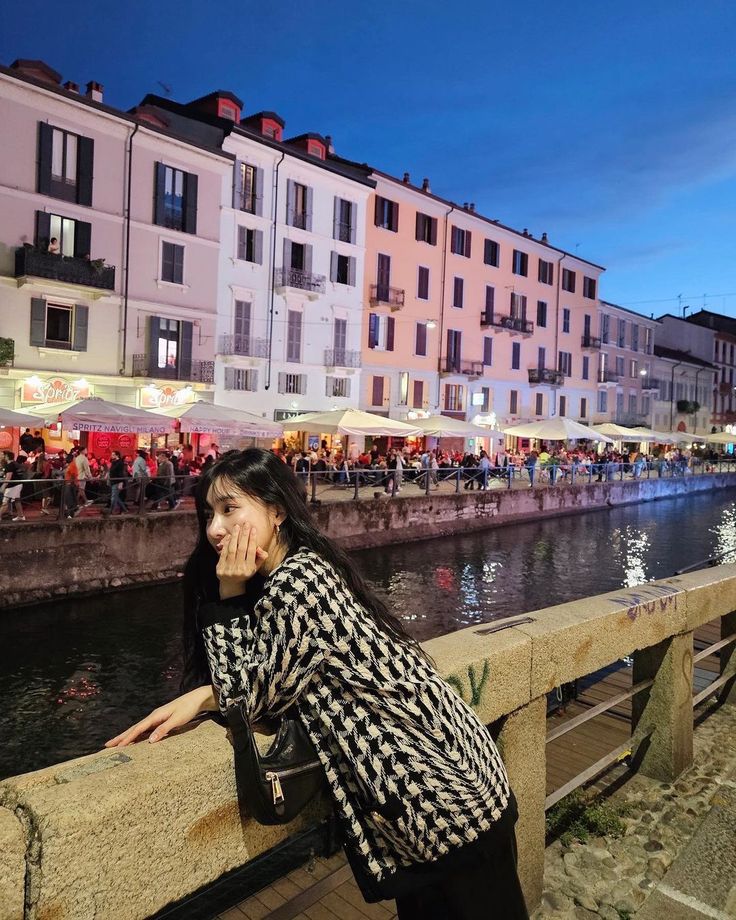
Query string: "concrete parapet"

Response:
xmin=0 ymin=808 xmax=24 ymax=920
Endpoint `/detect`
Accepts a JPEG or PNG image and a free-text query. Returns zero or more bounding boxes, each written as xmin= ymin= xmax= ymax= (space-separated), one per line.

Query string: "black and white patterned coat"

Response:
xmin=201 ymin=548 xmax=512 ymax=893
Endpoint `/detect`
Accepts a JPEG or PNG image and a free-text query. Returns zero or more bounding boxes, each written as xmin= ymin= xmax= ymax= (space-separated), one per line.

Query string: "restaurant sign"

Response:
xmin=21 ymin=376 xmax=91 ymax=405
xmin=139 ymin=385 xmax=196 ymax=409
xmin=274 ymin=409 xmax=318 ymax=422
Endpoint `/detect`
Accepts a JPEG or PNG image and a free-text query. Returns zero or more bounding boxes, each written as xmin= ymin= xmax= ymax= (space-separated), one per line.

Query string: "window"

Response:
xmin=374 ymin=196 xmax=398 ymax=231
xmin=412 ymin=379 xmax=424 ymax=408
xmin=511 ymin=342 xmax=521 ymax=370
xmin=326 ymin=377 xmax=350 ymax=398
xmin=598 ymin=390 xmax=608 ymax=413
xmin=535 ymin=393 xmax=544 ymax=416
xmin=371 ymin=375 xmax=385 ymax=406
xmin=558 ymin=351 xmax=572 ymax=376
xmin=233 ymin=300 xmax=251 ymax=352
xmin=333 ymin=318 xmax=347 ymax=362
xmin=536 ymin=301 xmax=547 ymax=327
xmin=417 ymin=266 xmax=430 ymax=300
xmin=483 ymin=336 xmax=493 ymax=366
xmin=278 ymin=372 xmax=306 ymax=395
xmin=559 ymin=396 xmax=567 ymax=417
xmin=510 ymin=390 xmax=519 ymax=414
xmin=49 ymin=214 xmax=76 ymax=257
xmin=161 ymin=242 xmax=184 ymax=284
xmin=450 ymin=226 xmax=472 ymax=257
xmin=37 ymin=122 xmax=93 ymax=205
xmin=35 ymin=211 xmax=90 ymax=259
xmin=45 ymin=304 xmax=72 ymax=348
xmin=368 ymin=313 xmax=395 ymax=351
xmin=237 ymin=163 xmax=260 ymax=214
xmin=615 ymin=356 xmax=625 ymax=377
xmin=582 ymin=356 xmax=589 ymax=380
xmin=330 ymin=253 xmax=355 ymax=285
xmin=483 ymin=286 xmax=495 ymax=321
xmin=398 ymin=371 xmax=409 ymax=406
xmin=538 ymin=259 xmax=553 ymax=285
xmin=617 ymin=319 xmax=626 ymax=348
xmin=289 ymin=241 xmax=306 ymax=271
xmin=562 ymin=268 xmax=576 ymax=293
xmin=580 ymin=397 xmax=587 ymax=419
xmin=286 ymin=310 xmax=302 ymax=362
xmin=415 ymin=212 xmax=437 ymax=245
xmin=444 ymin=384 xmax=464 ymax=412
xmin=415 ymin=322 xmax=428 ymax=357
xmin=29 ymin=298 xmax=91 ymax=354
xmin=631 ymin=324 xmax=639 ymax=352
xmin=562 ymin=308 xmax=570 ymax=333
xmin=641 ymin=395 xmax=650 ymax=417
xmin=154 ymin=163 xmax=198 ymax=234
xmin=237 ymin=226 xmax=263 ymax=264
xmin=453 ymin=276 xmax=464 ymax=308
xmin=224 ymin=368 xmax=258 ymax=391
xmin=628 ymin=393 xmax=638 ymax=416
xmin=333 ymin=198 xmax=355 ymax=243
xmin=480 ymin=386 xmax=491 ymax=413
xmin=510 ymin=292 xmax=527 ymax=319
xmin=583 ymin=276 xmax=596 ymax=299
xmin=287 ymin=181 xmax=310 ymax=230
xmin=630 ymin=359 xmax=638 ymax=378
xmin=484 ymin=239 xmax=499 ymax=267
xmin=512 ymin=249 xmax=528 ymax=276
xmin=308 ymin=142 xmax=324 ymax=159
xmin=537 ymin=347 xmax=546 ymax=369
xmin=446 ymin=329 xmax=462 ymax=371
xmin=156 ymin=318 xmax=180 ymax=370
xmin=601 ymin=313 xmax=610 ymax=344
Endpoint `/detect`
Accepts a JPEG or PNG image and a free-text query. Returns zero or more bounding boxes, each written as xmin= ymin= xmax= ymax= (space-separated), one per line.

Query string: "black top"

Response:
xmin=4 ymin=462 xmax=24 ymax=482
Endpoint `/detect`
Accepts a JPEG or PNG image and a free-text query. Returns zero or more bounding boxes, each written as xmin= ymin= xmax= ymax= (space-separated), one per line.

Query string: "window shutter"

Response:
xmin=386 ymin=316 xmax=395 ymax=352
xmin=77 ymin=136 xmax=94 ymax=206
xmin=430 ymin=217 xmax=437 ymax=246
xmin=153 ymin=162 xmax=166 ymax=225
xmin=30 ymin=297 xmax=46 ymax=346
xmin=37 ymin=122 xmax=53 ymax=195
xmin=35 ymin=211 xmax=51 ymax=248
xmin=350 ymin=202 xmax=357 ymax=243
xmin=330 ymin=251 xmax=338 ymax=282
xmin=304 ymin=244 xmax=313 ymax=274
xmin=416 ymin=322 xmax=427 ymax=356
xmin=249 ymin=370 xmax=258 ymax=391
xmin=415 ymin=212 xmax=422 ymax=241
xmin=389 ymin=201 xmax=397 ymax=232
xmin=485 ymin=285 xmax=495 ymax=311
xmin=184 ymin=172 xmax=198 ymax=235
xmin=372 ymin=376 xmax=383 ymax=406
xmin=348 ymin=256 xmax=356 ymax=287
xmin=325 ymin=375 xmax=334 ymax=396
xmin=282 ymin=238 xmax=292 ymax=269
xmin=344 ymin=379 xmax=351 ymax=399
xmin=254 ymin=230 xmax=264 ymax=265
xmin=286 ymin=179 xmax=295 ymax=226
xmin=465 ymin=230 xmax=472 ymax=258
xmin=333 ymin=197 xmax=340 ymax=240
xmin=374 ymin=196 xmax=382 ymax=226
xmin=72 ymin=304 xmax=89 ymax=351
xmin=237 ymin=226 xmax=246 ymax=260
xmin=224 ymin=368 xmax=233 ymax=390
xmin=305 ymin=186 xmax=313 ymax=232
xmin=148 ymin=316 xmax=161 ymax=370
xmin=74 ymin=221 xmax=92 ymax=259
xmin=254 ymin=167 xmax=264 ymax=217
xmin=368 ymin=313 xmax=379 ymax=349
xmin=179 ymin=320 xmax=193 ymax=378
xmin=299 ymin=374 xmax=307 ymax=395
xmin=232 ymin=162 xmax=243 ymax=210
xmin=277 ymin=372 xmax=286 ymax=394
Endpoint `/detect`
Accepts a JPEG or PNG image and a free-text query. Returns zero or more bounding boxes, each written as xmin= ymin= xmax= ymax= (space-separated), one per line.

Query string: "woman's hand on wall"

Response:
xmin=216 ymin=524 xmax=268 ymax=600
xmin=104 ymin=685 xmax=218 ymax=747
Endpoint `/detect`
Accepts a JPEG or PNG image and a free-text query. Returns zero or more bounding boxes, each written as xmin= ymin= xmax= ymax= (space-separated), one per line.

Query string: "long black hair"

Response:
xmin=181 ymin=448 xmax=429 ymax=691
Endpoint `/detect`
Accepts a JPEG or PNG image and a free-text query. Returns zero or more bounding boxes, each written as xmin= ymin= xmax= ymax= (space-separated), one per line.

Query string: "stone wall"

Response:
xmin=1 ymin=473 xmax=735 ymax=608
xmin=2 ymin=564 xmax=735 ymax=919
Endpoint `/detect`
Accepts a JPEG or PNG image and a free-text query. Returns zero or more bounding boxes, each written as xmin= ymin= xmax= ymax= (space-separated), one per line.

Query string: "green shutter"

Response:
xmin=73 ymin=304 xmax=89 ymax=351
xmin=30 ymin=297 xmax=46 ymax=346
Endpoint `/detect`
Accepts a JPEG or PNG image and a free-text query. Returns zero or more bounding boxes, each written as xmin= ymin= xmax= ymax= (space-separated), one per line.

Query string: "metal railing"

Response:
xmin=581 ymin=335 xmax=602 ymax=349
xmin=334 ymin=221 xmax=353 ymax=243
xmin=15 ymin=246 xmax=116 ymax=291
xmin=323 ymin=348 xmax=361 ymax=368
xmin=218 ymin=334 xmax=268 ymax=358
xmin=598 ymin=370 xmax=620 ymax=383
xmin=482 ymin=313 xmax=534 ymax=334
xmin=132 ymin=355 xmax=215 ymax=383
xmin=369 ymin=284 xmax=405 ymax=308
xmin=235 ymin=191 xmax=260 ymax=214
xmin=288 ymin=212 xmax=309 ymax=230
xmin=528 ymin=368 xmax=564 ymax=386
xmin=440 ymin=359 xmax=484 ymax=377
xmin=275 ymin=267 xmax=326 ymax=294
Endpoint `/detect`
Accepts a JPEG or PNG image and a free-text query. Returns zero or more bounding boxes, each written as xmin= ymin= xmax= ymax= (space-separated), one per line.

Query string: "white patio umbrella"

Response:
xmin=151 ymin=400 xmax=283 ymax=439
xmin=36 ymin=397 xmax=176 ymax=434
xmin=0 ymin=407 xmax=47 ymax=428
xmin=706 ymin=432 xmax=736 ymax=445
xmin=284 ymin=408 xmax=423 ymax=437
xmin=628 ymin=426 xmax=682 ymax=444
xmin=591 ymin=423 xmax=658 ymax=442
xmin=410 ymin=414 xmax=504 ymax=440
xmin=503 ymin=417 xmax=615 ymax=443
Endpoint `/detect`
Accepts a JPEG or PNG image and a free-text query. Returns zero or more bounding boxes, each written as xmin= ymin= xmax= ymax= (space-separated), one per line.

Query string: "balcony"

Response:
xmin=641 ymin=377 xmax=660 ymax=392
xmin=369 ymin=284 xmax=405 ymax=311
xmin=15 ymin=246 xmax=115 ymax=292
xmin=441 ymin=359 xmax=484 ymax=378
xmin=235 ymin=191 xmax=260 ymax=214
xmin=324 ymin=348 xmax=361 ymax=368
xmin=598 ymin=370 xmax=620 ymax=384
xmin=528 ymin=368 xmax=564 ymax=386
xmin=274 ymin=267 xmax=325 ymax=297
xmin=132 ymin=355 xmax=215 ymax=384
xmin=0 ymin=337 xmax=14 ymax=369
xmin=218 ymin=335 xmax=268 ymax=358
xmin=581 ymin=335 xmax=602 ymax=349
xmin=480 ymin=312 xmax=533 ymax=335
xmin=335 ymin=221 xmax=353 ymax=243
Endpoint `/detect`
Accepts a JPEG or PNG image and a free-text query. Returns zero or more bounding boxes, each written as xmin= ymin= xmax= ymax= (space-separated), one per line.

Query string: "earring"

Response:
xmin=275 ymin=522 xmax=280 ymax=535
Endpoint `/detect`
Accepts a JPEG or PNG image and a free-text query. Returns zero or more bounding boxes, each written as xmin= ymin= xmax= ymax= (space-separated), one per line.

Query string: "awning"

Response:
xmin=284 ymin=409 xmax=422 ymax=437
xmin=503 ymin=417 xmax=614 ymax=443
xmin=151 ymin=400 xmax=283 ymax=438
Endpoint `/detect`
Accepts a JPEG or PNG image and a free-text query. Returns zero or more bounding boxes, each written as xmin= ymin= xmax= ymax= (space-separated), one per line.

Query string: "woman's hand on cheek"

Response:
xmin=216 ymin=523 xmax=269 ymax=600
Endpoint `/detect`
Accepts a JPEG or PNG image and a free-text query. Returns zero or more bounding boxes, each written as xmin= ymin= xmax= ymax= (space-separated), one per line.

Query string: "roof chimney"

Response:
xmin=325 ymin=134 xmax=335 ymax=154
xmin=469 ymin=202 xmax=475 ymax=212
xmin=541 ymin=232 xmax=548 ymax=244
xmin=63 ymin=80 xmax=79 ymax=94
xmin=86 ymin=80 xmax=103 ymax=103
xmin=422 ymin=177 xmax=431 ymax=192
xmin=522 ymin=228 xmax=529 ymax=237
xmin=402 ymin=172 xmax=410 ymax=184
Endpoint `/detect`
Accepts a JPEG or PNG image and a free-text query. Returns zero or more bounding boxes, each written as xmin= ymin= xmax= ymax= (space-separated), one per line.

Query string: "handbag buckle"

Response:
xmin=265 ymin=771 xmax=285 ymax=806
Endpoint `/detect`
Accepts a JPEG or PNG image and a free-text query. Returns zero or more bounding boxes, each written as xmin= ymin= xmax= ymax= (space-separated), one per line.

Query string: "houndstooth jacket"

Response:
xmin=201 ymin=548 xmax=512 ymax=897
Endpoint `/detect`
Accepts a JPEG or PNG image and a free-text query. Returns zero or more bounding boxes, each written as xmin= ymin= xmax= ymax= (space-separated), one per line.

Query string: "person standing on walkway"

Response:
xmin=108 ymin=451 xmax=129 ymax=514
xmin=74 ymin=447 xmax=93 ymax=507
xmin=0 ymin=452 xmax=26 ymax=521
xmin=62 ymin=457 xmax=79 ymax=518
xmin=156 ymin=451 xmax=177 ymax=510
xmin=130 ymin=449 xmax=149 ymax=508
xmin=106 ymin=449 xmax=529 ymax=920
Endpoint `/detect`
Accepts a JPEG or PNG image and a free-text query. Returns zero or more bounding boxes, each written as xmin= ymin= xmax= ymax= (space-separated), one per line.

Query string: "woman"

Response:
xmin=106 ymin=449 xmax=527 ymax=919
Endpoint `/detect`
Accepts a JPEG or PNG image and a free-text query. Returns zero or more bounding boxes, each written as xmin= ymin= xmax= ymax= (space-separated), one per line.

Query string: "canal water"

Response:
xmin=2 ymin=491 xmax=735 ymax=780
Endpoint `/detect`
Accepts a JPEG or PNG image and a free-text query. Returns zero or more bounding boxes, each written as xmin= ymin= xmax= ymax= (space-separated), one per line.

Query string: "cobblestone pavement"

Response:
xmin=532 ymin=701 xmax=736 ymax=919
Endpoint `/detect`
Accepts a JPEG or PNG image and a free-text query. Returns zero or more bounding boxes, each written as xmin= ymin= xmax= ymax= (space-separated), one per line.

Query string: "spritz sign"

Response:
xmin=139 ymin=385 xmax=196 ymax=409
xmin=21 ymin=377 xmax=91 ymax=405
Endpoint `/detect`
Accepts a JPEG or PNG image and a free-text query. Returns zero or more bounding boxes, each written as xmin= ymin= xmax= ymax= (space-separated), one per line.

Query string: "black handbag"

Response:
xmin=225 ymin=702 xmax=326 ymax=825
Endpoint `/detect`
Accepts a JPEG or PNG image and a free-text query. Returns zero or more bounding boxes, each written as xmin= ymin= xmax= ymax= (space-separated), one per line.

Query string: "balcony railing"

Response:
xmin=289 ymin=212 xmax=309 ymax=230
xmin=335 ymin=222 xmax=353 ymax=243
xmin=274 ymin=267 xmax=326 ymax=295
xmin=528 ymin=368 xmax=564 ymax=386
xmin=369 ymin=284 xmax=405 ymax=309
xmin=441 ymin=359 xmax=484 ymax=377
xmin=218 ymin=335 xmax=268 ymax=358
xmin=598 ymin=370 xmax=620 ymax=384
xmin=15 ymin=246 xmax=115 ymax=291
xmin=0 ymin=337 xmax=14 ymax=368
xmin=581 ymin=335 xmax=602 ymax=349
xmin=481 ymin=312 xmax=534 ymax=334
xmin=641 ymin=377 xmax=661 ymax=391
xmin=132 ymin=355 xmax=215 ymax=384
xmin=235 ymin=191 xmax=260 ymax=214
xmin=324 ymin=348 xmax=361 ymax=368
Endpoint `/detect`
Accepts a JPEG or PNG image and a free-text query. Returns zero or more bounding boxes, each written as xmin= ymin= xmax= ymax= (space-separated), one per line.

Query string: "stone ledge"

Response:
xmin=0 ymin=808 xmax=24 ymax=920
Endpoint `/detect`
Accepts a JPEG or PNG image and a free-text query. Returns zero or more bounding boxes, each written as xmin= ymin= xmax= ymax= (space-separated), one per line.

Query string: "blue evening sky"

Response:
xmin=3 ymin=0 xmax=736 ymax=319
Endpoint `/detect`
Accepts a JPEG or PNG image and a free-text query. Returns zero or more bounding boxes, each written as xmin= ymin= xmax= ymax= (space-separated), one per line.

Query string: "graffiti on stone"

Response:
xmin=446 ymin=660 xmax=491 ymax=708
xmin=608 ymin=584 xmax=679 ymax=622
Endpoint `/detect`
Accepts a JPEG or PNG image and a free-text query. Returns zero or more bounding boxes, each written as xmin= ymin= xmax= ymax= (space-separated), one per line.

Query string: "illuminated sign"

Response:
xmin=21 ymin=376 xmax=91 ymax=405
xmin=139 ymin=385 xmax=196 ymax=409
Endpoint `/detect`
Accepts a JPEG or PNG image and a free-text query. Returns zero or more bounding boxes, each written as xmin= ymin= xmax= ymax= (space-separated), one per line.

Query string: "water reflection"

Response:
xmin=612 ymin=526 xmax=652 ymax=588
xmin=711 ymin=502 xmax=736 ymax=564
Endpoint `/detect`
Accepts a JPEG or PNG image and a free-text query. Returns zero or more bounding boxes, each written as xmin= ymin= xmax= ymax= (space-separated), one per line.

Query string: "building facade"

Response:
xmin=651 ymin=315 xmax=715 ymax=436
xmin=685 ymin=310 xmax=736 ymax=430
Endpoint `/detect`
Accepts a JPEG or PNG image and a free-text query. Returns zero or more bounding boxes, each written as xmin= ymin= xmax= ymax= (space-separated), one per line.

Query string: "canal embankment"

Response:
xmin=2 ymin=472 xmax=736 ymax=608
